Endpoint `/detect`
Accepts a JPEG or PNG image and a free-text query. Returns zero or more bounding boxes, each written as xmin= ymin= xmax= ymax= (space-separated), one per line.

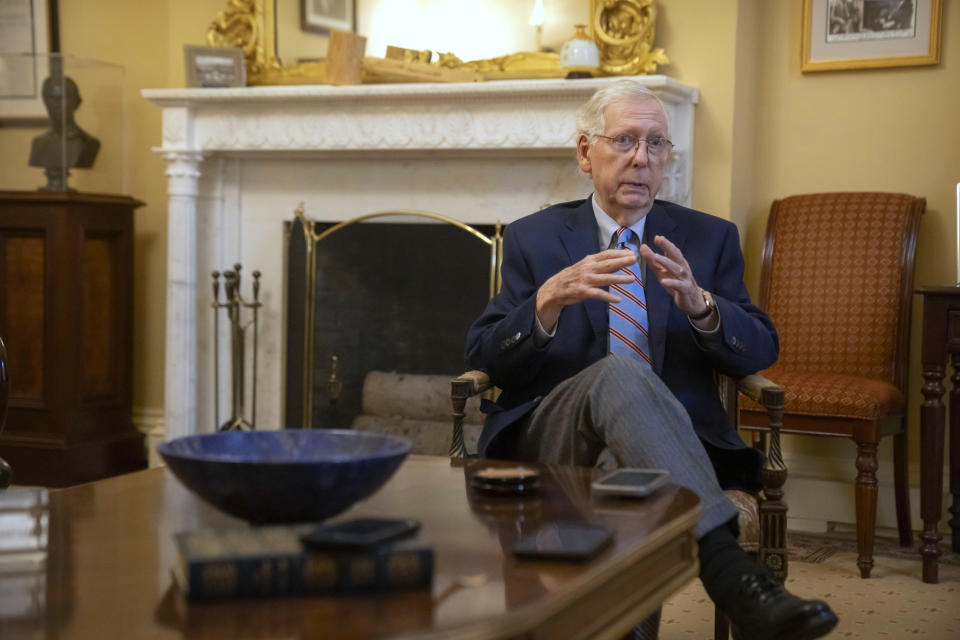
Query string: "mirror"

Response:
xmin=275 ymin=0 xmax=588 ymax=65
xmin=207 ymin=1 xmax=664 ymax=85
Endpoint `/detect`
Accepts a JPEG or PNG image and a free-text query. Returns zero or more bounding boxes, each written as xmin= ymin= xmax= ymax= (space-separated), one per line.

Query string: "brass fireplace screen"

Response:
xmin=284 ymin=205 xmax=502 ymax=430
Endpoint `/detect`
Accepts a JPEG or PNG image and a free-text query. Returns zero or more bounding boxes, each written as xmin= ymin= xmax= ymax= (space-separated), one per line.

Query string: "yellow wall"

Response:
xmin=657 ymin=0 xmax=742 ymax=222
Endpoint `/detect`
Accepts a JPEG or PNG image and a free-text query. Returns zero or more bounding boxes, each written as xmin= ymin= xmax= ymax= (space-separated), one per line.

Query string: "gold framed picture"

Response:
xmin=802 ymin=0 xmax=942 ymax=72
xmin=301 ymin=0 xmax=355 ymax=35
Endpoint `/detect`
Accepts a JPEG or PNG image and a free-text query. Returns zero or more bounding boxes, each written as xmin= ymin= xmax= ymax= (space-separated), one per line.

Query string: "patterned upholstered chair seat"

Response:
xmin=741 ymin=369 xmax=904 ymax=421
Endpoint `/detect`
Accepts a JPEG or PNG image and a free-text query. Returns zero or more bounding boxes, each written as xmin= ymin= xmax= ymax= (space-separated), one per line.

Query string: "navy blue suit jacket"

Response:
xmin=465 ymin=198 xmax=779 ymax=485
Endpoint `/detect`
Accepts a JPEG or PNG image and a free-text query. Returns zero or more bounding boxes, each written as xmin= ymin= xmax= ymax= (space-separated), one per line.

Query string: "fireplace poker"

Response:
xmin=211 ymin=263 xmax=262 ymax=431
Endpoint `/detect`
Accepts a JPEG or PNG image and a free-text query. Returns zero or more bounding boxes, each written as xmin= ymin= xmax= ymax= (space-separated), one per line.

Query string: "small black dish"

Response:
xmin=471 ymin=472 xmax=539 ymax=496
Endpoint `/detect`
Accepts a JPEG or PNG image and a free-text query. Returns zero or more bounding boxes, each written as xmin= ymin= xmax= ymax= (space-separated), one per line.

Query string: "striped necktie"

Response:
xmin=608 ymin=227 xmax=651 ymax=367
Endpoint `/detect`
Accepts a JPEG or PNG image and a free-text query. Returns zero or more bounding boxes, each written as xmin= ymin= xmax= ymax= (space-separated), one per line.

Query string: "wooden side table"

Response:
xmin=0 ymin=190 xmax=147 ymax=486
xmin=917 ymin=285 xmax=960 ymax=583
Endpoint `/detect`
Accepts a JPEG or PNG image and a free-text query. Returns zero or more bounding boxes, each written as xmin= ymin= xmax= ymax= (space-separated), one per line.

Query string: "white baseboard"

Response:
xmin=779 ymin=436 xmax=953 ymax=533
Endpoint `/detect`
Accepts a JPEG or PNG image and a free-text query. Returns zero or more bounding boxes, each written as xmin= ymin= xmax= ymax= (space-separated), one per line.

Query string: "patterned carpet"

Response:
xmin=660 ymin=534 xmax=960 ymax=639
xmin=788 ymin=532 xmax=960 ymax=566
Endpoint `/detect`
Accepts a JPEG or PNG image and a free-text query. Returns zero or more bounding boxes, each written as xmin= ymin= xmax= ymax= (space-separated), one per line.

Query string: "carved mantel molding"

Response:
xmin=146 ymin=77 xmax=695 ymax=160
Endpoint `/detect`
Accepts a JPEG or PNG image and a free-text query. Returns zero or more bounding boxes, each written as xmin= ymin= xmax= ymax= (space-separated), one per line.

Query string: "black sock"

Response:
xmin=698 ymin=518 xmax=763 ymax=610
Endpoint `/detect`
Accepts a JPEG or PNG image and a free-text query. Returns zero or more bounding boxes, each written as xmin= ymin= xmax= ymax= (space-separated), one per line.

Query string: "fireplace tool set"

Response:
xmin=212 ymin=264 xmax=261 ymax=431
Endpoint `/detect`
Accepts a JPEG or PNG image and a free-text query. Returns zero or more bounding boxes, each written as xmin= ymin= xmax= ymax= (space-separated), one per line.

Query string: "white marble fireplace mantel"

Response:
xmin=143 ymin=76 xmax=699 ymax=440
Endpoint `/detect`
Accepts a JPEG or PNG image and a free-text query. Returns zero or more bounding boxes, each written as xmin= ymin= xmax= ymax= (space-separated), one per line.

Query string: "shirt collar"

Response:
xmin=590 ymin=194 xmax=647 ymax=250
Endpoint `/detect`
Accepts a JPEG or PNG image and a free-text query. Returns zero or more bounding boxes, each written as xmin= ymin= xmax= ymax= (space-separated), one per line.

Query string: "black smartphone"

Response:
xmin=591 ymin=468 xmax=670 ymax=498
xmin=300 ymin=518 xmax=420 ymax=550
xmin=512 ymin=522 xmax=613 ymax=561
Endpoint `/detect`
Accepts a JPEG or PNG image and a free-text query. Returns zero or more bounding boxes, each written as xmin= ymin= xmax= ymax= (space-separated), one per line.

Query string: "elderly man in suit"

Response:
xmin=466 ymin=80 xmax=837 ymax=640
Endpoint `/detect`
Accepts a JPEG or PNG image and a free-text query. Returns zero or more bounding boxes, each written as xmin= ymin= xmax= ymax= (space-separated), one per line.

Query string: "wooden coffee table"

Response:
xmin=5 ymin=455 xmax=700 ymax=639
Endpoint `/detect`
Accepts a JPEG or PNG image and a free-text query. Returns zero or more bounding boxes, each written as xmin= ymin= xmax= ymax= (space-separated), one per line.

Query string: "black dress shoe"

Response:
xmin=726 ymin=572 xmax=838 ymax=640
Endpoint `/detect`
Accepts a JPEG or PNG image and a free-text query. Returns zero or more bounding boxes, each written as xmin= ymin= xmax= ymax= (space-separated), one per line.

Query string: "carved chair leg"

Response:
xmin=855 ymin=441 xmax=879 ymax=578
xmin=714 ymin=606 xmax=730 ymax=640
xmin=760 ymin=386 xmax=788 ymax=581
xmin=451 ymin=377 xmax=481 ymax=458
xmin=893 ymin=428 xmax=913 ymax=547
xmin=449 ymin=391 xmax=468 ymax=458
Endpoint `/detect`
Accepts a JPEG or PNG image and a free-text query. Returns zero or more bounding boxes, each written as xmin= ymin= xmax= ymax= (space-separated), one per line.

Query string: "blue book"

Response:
xmin=173 ymin=524 xmax=433 ymax=602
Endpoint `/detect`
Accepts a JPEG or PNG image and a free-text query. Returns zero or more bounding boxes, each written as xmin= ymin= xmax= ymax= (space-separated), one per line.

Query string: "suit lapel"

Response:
xmin=559 ymin=200 xmax=608 ymax=338
xmin=643 ymin=203 xmax=681 ymax=375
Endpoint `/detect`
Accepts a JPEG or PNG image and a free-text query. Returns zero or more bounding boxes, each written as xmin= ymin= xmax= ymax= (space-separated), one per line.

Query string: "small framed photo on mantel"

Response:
xmin=301 ymin=0 xmax=355 ymax=34
xmin=802 ymin=0 xmax=942 ymax=72
xmin=184 ymin=45 xmax=246 ymax=88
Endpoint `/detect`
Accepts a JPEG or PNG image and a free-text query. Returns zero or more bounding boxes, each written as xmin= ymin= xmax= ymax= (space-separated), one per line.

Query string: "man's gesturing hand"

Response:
xmin=535 ymin=249 xmax=637 ymax=333
xmin=639 ymin=235 xmax=710 ymax=319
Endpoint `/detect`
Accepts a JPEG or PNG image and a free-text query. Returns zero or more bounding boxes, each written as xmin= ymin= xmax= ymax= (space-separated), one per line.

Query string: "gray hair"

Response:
xmin=575 ymin=80 xmax=669 ymax=139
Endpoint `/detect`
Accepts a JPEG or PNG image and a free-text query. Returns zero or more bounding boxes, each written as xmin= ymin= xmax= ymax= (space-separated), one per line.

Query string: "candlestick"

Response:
xmin=531 ymin=0 xmax=545 ymax=51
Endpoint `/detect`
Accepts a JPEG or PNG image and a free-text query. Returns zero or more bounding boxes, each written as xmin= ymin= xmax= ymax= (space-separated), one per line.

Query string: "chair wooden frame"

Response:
xmin=738 ymin=192 xmax=925 ymax=579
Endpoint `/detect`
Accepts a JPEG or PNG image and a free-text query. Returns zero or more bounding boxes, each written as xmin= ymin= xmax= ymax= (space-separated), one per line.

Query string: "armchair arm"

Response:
xmin=450 ymin=370 xmax=491 ymax=458
xmin=735 ymin=374 xmax=782 ymax=408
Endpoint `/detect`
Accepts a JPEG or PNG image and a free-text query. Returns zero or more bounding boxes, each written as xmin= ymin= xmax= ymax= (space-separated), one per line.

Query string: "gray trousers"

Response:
xmin=512 ymin=355 xmax=738 ymax=539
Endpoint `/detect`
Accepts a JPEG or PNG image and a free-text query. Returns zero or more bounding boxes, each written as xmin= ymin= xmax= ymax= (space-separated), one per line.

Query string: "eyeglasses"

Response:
xmin=596 ymin=134 xmax=674 ymax=162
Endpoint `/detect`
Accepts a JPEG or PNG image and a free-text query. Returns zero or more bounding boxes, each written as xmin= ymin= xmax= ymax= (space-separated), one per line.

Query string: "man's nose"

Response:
xmin=629 ymin=141 xmax=649 ymax=166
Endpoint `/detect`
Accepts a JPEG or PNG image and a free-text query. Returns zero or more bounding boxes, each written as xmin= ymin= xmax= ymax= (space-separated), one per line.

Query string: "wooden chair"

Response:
xmin=452 ymin=369 xmax=787 ymax=640
xmin=738 ymin=192 xmax=925 ymax=579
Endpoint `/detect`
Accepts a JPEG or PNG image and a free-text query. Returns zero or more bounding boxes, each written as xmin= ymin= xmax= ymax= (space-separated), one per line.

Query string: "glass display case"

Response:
xmin=0 ymin=53 xmax=127 ymax=195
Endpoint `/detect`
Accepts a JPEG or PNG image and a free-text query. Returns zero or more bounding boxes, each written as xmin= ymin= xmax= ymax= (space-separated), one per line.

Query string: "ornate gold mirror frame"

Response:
xmin=207 ymin=0 xmax=667 ymax=86
xmin=208 ymin=0 xmax=327 ymax=85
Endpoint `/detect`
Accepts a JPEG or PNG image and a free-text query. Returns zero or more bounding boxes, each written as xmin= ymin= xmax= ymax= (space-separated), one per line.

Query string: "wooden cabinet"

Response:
xmin=0 ymin=190 xmax=146 ymax=486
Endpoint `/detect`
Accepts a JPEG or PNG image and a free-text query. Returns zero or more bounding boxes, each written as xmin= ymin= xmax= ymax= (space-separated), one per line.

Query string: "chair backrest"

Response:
xmin=758 ymin=192 xmax=924 ymax=390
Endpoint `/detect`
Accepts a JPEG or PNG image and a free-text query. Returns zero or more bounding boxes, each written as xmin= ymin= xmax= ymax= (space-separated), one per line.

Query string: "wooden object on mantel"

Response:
xmin=0 ymin=190 xmax=146 ymax=487
xmin=324 ymin=29 xmax=482 ymax=85
xmin=324 ymin=30 xmax=367 ymax=86
xmin=363 ymin=56 xmax=483 ymax=84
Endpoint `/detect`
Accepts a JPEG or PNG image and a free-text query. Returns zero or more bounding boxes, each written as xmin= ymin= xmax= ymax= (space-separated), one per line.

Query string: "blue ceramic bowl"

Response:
xmin=157 ymin=429 xmax=412 ymax=523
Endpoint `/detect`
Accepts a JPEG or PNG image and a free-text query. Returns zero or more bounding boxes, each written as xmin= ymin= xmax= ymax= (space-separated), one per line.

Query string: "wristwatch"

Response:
xmin=688 ymin=289 xmax=716 ymax=320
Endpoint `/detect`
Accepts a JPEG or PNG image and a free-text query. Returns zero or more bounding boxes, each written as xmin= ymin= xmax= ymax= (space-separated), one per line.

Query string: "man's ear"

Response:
xmin=575 ymin=135 xmax=592 ymax=174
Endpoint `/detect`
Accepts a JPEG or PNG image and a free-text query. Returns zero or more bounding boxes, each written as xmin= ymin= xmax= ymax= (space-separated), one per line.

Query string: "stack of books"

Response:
xmin=173 ymin=523 xmax=433 ymax=602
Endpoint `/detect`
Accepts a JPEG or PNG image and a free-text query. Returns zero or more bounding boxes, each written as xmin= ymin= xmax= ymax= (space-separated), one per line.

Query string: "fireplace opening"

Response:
xmin=284 ymin=209 xmax=501 ymax=431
